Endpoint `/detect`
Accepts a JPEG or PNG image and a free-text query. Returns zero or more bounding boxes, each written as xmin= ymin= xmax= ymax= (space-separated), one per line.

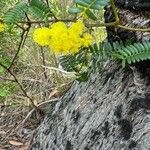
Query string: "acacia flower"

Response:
xmin=82 ymin=33 xmax=93 ymax=47
xmin=0 ymin=22 xmax=5 ymax=32
xmin=32 ymin=21 xmax=94 ymax=55
xmin=33 ymin=27 xmax=51 ymax=46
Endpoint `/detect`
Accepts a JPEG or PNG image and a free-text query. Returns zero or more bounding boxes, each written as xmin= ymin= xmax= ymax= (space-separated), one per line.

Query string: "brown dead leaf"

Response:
xmin=9 ymin=140 xmax=24 ymax=146
xmin=19 ymin=141 xmax=30 ymax=150
xmin=48 ymin=89 xmax=60 ymax=99
xmin=0 ymin=147 xmax=6 ymax=150
xmin=19 ymin=144 xmax=28 ymax=150
xmin=33 ymin=99 xmax=38 ymax=106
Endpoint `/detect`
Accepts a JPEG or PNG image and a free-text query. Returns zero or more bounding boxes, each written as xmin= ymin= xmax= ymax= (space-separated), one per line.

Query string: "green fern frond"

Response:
xmin=112 ymin=41 xmax=150 ymax=67
xmin=4 ymin=3 xmax=28 ymax=24
xmin=29 ymin=0 xmax=53 ymax=20
xmin=89 ymin=42 xmax=112 ymax=71
xmin=59 ymin=54 xmax=79 ymax=72
xmin=59 ymin=49 xmax=88 ymax=73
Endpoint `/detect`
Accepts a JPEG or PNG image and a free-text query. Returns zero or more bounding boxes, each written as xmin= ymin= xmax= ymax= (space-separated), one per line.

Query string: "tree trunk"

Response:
xmin=30 ymin=1 xmax=150 ymax=150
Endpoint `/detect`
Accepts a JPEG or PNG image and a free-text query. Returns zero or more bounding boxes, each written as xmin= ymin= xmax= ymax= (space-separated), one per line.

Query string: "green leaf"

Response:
xmin=112 ymin=53 xmax=124 ymax=60
xmin=75 ymin=0 xmax=89 ymax=7
xmin=85 ymin=9 xmax=97 ymax=20
xmin=92 ymin=0 xmax=109 ymax=7
xmin=0 ymin=67 xmax=5 ymax=73
xmin=29 ymin=0 xmax=53 ymax=20
xmin=68 ymin=7 xmax=84 ymax=14
xmin=4 ymin=2 xmax=28 ymax=24
xmin=76 ymin=0 xmax=109 ymax=9
xmin=0 ymin=89 xmax=10 ymax=97
xmin=76 ymin=72 xmax=89 ymax=82
xmin=112 ymin=41 xmax=150 ymax=67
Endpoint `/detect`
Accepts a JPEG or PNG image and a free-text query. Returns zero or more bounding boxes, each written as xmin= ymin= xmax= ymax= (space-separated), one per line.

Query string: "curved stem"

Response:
xmin=111 ymin=0 xmax=120 ymax=24
xmin=116 ymin=25 xmax=150 ymax=32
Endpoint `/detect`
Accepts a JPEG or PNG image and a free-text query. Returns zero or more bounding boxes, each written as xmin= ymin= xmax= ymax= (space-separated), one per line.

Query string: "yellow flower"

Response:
xmin=33 ymin=27 xmax=51 ymax=46
xmin=69 ymin=21 xmax=85 ymax=34
xmin=50 ymin=21 xmax=67 ymax=31
xmin=82 ymin=33 xmax=93 ymax=47
xmin=68 ymin=33 xmax=82 ymax=53
xmin=49 ymin=33 xmax=69 ymax=54
xmin=0 ymin=22 xmax=5 ymax=32
xmin=32 ymin=21 xmax=94 ymax=55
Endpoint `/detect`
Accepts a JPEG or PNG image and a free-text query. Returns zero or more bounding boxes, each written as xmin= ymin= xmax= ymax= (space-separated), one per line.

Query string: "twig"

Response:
xmin=21 ymin=13 xmax=31 ymax=48
xmin=8 ymin=14 xmax=31 ymax=69
xmin=40 ymin=47 xmax=48 ymax=100
xmin=8 ymin=29 xmax=26 ymax=69
xmin=16 ymin=23 xmax=25 ymax=30
xmin=21 ymin=98 xmax=58 ymax=125
xmin=45 ymin=0 xmax=50 ymax=7
xmin=40 ymin=47 xmax=47 ymax=79
xmin=0 ymin=63 xmax=36 ymax=109
xmin=0 ymin=75 xmax=15 ymax=82
xmin=21 ymin=26 xmax=30 ymax=48
xmin=5 ymin=98 xmax=58 ymax=137
xmin=18 ymin=18 xmax=75 ymax=24
xmin=117 ymin=25 xmax=150 ymax=32
xmin=28 ymin=64 xmax=76 ymax=75
xmin=111 ymin=0 xmax=120 ymax=24
xmin=42 ymin=65 xmax=76 ymax=75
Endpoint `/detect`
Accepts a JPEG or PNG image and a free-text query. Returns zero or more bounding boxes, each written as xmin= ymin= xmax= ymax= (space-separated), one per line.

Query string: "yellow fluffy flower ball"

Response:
xmin=33 ymin=21 xmax=93 ymax=55
xmin=82 ymin=33 xmax=93 ymax=47
xmin=0 ymin=22 xmax=5 ymax=32
xmin=48 ymin=22 xmax=69 ymax=54
xmin=69 ymin=21 xmax=85 ymax=34
xmin=33 ymin=27 xmax=51 ymax=46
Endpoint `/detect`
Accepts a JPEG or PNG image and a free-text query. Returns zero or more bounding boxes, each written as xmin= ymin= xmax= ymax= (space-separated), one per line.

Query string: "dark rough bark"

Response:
xmin=30 ymin=1 xmax=150 ymax=150
xmin=105 ymin=0 xmax=150 ymax=43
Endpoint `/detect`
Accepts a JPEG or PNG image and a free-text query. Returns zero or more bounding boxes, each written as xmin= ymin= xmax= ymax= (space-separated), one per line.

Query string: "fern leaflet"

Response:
xmin=4 ymin=3 xmax=28 ymax=24
xmin=112 ymin=41 xmax=150 ymax=67
xmin=29 ymin=0 xmax=53 ymax=20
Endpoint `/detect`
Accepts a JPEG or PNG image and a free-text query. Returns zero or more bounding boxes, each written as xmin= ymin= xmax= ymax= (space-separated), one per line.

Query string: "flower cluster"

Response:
xmin=33 ymin=21 xmax=93 ymax=55
xmin=0 ymin=22 xmax=5 ymax=32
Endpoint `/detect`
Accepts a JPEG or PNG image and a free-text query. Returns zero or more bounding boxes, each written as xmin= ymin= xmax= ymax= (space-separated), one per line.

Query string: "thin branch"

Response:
xmin=28 ymin=64 xmax=76 ymax=75
xmin=0 ymin=75 xmax=15 ymax=82
xmin=40 ymin=47 xmax=48 ymax=79
xmin=111 ymin=0 xmax=120 ymax=24
xmin=21 ymin=14 xmax=31 ymax=47
xmin=43 ymin=0 xmax=57 ymax=20
xmin=117 ymin=25 xmax=150 ymax=32
xmin=85 ymin=22 xmax=150 ymax=32
xmin=40 ymin=47 xmax=48 ymax=100
xmin=45 ymin=0 xmax=49 ymax=7
xmin=18 ymin=18 xmax=150 ymax=32
xmin=8 ymin=29 xmax=26 ymax=69
xmin=16 ymin=23 xmax=25 ymax=30
xmin=9 ymin=14 xmax=31 ymax=69
xmin=21 ymin=26 xmax=30 ymax=48
xmin=48 ymin=7 xmax=58 ymax=21
xmin=25 ymin=12 xmax=30 ymax=22
xmin=18 ymin=18 xmax=75 ymax=24
xmin=0 ymin=63 xmax=37 ymax=109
